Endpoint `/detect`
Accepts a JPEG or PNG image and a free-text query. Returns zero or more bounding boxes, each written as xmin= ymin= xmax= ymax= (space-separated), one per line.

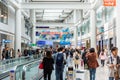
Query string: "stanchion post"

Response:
xmin=10 ymin=70 xmax=15 ymax=80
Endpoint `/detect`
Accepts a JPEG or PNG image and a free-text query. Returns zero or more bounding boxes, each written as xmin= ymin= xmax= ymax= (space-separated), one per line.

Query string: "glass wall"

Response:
xmin=96 ymin=6 xmax=115 ymax=28
xmin=96 ymin=6 xmax=115 ymax=52
xmin=0 ymin=1 xmax=8 ymax=24
xmin=104 ymin=7 xmax=115 ymax=23
xmin=80 ymin=20 xmax=90 ymax=36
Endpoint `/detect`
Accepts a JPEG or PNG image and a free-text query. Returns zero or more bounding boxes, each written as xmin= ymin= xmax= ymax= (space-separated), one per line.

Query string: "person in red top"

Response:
xmin=86 ymin=48 xmax=99 ymax=80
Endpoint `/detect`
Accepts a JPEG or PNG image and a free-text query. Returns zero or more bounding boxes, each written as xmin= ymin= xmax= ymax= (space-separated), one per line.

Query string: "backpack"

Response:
xmin=75 ymin=54 xmax=79 ymax=60
xmin=56 ymin=53 xmax=64 ymax=66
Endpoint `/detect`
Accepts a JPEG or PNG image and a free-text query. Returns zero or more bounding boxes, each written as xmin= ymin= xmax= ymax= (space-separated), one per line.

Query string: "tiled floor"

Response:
xmin=96 ymin=66 xmax=109 ymax=80
xmin=68 ymin=58 xmax=109 ymax=80
xmin=74 ymin=63 xmax=109 ymax=80
xmin=49 ymin=66 xmax=109 ymax=80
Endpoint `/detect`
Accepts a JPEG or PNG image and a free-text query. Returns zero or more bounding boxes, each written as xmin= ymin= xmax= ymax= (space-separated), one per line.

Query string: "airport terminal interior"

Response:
xmin=0 ymin=0 xmax=120 ymax=80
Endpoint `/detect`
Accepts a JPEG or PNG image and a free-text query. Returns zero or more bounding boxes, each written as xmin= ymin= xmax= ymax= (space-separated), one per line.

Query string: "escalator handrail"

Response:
xmin=22 ymin=60 xmax=40 ymax=73
xmin=14 ymin=59 xmax=41 ymax=80
xmin=14 ymin=58 xmax=40 ymax=71
xmin=22 ymin=59 xmax=44 ymax=80
xmin=0 ymin=55 xmax=34 ymax=72
xmin=0 ymin=55 xmax=33 ymax=65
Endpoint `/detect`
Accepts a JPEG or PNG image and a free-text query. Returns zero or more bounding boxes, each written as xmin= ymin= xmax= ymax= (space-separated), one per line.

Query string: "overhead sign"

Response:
xmin=3 ymin=40 xmax=12 ymax=43
xmin=36 ymin=41 xmax=45 ymax=46
xmin=41 ymin=32 xmax=62 ymax=35
xmin=31 ymin=44 xmax=36 ymax=46
xmin=103 ymin=0 xmax=116 ymax=6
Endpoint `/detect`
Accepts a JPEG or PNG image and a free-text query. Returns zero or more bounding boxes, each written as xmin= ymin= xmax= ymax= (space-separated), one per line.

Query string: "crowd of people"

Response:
xmin=1 ymin=47 xmax=43 ymax=60
xmin=1 ymin=45 xmax=120 ymax=80
xmin=40 ymin=46 xmax=120 ymax=80
xmin=2 ymin=47 xmax=15 ymax=60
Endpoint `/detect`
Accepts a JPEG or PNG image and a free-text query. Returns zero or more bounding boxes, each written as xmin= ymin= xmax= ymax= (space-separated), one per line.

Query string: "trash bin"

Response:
xmin=10 ymin=70 xmax=15 ymax=80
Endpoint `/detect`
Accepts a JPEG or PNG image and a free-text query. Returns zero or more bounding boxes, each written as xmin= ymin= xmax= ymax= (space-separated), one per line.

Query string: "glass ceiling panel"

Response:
xmin=44 ymin=10 xmax=63 ymax=13
xmin=35 ymin=10 xmax=44 ymax=12
xmin=63 ymin=10 xmax=72 ymax=13
xmin=35 ymin=9 xmax=72 ymax=21
xmin=60 ymin=14 xmax=68 ymax=17
xmin=43 ymin=13 xmax=62 ymax=16
xmin=36 ymin=14 xmax=43 ymax=16
xmin=43 ymin=17 xmax=59 ymax=20
xmin=43 ymin=16 xmax=64 ymax=20
xmin=31 ymin=0 xmax=80 ymax=2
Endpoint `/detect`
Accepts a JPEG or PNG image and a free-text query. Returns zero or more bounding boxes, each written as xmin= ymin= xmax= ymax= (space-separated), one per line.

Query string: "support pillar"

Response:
xmin=74 ymin=26 xmax=78 ymax=48
xmin=15 ymin=9 xmax=22 ymax=57
xmin=116 ymin=0 xmax=120 ymax=54
xmin=90 ymin=9 xmax=97 ymax=50
xmin=30 ymin=10 xmax=36 ymax=44
xmin=73 ymin=10 xmax=78 ymax=48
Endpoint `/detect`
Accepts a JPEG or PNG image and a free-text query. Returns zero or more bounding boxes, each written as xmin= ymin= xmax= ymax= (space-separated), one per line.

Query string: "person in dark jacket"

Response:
xmin=43 ymin=50 xmax=54 ymax=80
xmin=82 ymin=48 xmax=88 ymax=68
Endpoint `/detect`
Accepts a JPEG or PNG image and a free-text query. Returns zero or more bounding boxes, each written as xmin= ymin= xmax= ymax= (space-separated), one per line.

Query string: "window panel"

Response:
xmin=0 ymin=1 xmax=8 ymax=24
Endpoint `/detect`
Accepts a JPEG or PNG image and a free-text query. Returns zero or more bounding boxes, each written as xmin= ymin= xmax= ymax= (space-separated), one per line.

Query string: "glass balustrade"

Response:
xmin=0 ymin=54 xmax=42 ymax=74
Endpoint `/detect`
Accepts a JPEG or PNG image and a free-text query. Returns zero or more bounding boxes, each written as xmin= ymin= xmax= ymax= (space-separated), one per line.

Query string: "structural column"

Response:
xmin=74 ymin=26 xmax=78 ymax=48
xmin=90 ymin=9 xmax=97 ymax=50
xmin=15 ymin=8 xmax=22 ymax=56
xmin=80 ymin=10 xmax=83 ymax=47
xmin=30 ymin=10 xmax=36 ymax=44
xmin=73 ymin=10 xmax=78 ymax=48
xmin=116 ymin=0 xmax=120 ymax=54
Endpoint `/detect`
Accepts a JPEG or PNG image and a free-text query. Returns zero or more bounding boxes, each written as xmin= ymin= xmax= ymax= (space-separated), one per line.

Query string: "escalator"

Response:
xmin=0 ymin=55 xmax=42 ymax=80
xmin=23 ymin=61 xmax=43 ymax=80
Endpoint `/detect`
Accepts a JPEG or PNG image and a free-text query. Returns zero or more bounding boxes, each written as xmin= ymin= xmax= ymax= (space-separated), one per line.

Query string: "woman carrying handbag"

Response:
xmin=86 ymin=48 xmax=99 ymax=80
xmin=42 ymin=50 xmax=54 ymax=80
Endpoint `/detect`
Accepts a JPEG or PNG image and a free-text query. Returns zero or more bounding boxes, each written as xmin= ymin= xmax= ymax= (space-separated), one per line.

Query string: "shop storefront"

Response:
xmin=97 ymin=18 xmax=116 ymax=52
xmin=96 ymin=6 xmax=115 ymax=52
xmin=21 ymin=38 xmax=31 ymax=53
xmin=0 ymin=33 xmax=14 ymax=59
xmin=81 ymin=38 xmax=90 ymax=49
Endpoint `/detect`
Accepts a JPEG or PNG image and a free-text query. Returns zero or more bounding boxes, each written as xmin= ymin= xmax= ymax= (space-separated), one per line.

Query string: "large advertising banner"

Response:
xmin=103 ymin=0 xmax=116 ymax=6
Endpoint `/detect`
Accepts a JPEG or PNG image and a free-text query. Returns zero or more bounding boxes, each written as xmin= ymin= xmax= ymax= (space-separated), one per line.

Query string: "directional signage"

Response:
xmin=3 ymin=40 xmax=12 ymax=43
xmin=103 ymin=0 xmax=116 ymax=6
xmin=31 ymin=44 xmax=36 ymax=46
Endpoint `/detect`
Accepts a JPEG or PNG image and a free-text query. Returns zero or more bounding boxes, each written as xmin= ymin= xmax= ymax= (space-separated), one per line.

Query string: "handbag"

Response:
xmin=39 ymin=62 xmax=43 ymax=69
xmin=110 ymin=56 xmax=119 ymax=80
xmin=114 ymin=70 xmax=119 ymax=80
xmin=114 ymin=56 xmax=120 ymax=80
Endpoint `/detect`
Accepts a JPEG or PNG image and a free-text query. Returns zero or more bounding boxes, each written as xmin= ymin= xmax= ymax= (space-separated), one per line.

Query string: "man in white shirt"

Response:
xmin=107 ymin=47 xmax=120 ymax=80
